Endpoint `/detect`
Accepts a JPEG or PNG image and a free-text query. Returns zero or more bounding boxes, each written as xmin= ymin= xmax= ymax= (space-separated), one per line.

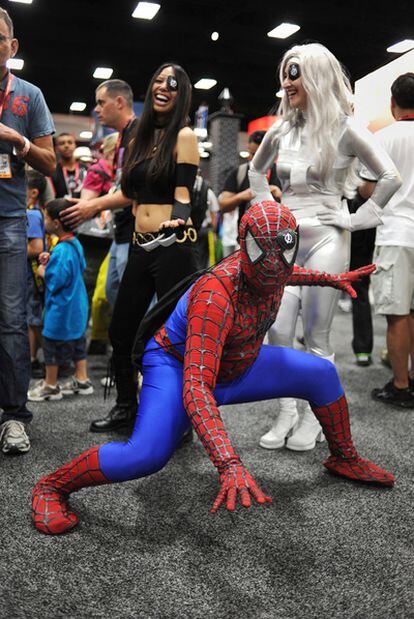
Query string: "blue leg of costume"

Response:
xmin=99 ymin=343 xmax=343 ymax=482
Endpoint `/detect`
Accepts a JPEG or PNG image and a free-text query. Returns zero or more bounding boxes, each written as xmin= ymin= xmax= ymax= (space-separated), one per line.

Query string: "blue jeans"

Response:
xmin=0 ymin=216 xmax=31 ymax=423
xmin=105 ymin=241 xmax=129 ymax=308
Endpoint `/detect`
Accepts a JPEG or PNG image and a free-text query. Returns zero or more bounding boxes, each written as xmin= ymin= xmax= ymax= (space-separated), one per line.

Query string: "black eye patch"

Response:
xmin=166 ymin=75 xmax=178 ymax=92
xmin=287 ymin=63 xmax=301 ymax=81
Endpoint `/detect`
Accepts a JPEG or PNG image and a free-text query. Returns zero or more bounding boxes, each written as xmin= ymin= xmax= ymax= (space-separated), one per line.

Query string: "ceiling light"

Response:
xmin=386 ymin=39 xmax=414 ymax=53
xmin=194 ymin=78 xmax=217 ymax=90
xmin=201 ymin=141 xmax=213 ymax=149
xmin=211 ymin=32 xmax=219 ymax=41
xmin=7 ymin=58 xmax=24 ymax=70
xmin=70 ymin=102 xmax=87 ymax=112
xmin=267 ymin=23 xmax=300 ymax=39
xmin=93 ymin=67 xmax=113 ymax=79
xmin=79 ymin=131 xmax=93 ymax=139
xmin=199 ymin=151 xmax=210 ymax=159
xmin=132 ymin=2 xmax=160 ymax=20
xmin=276 ymin=89 xmax=284 ymax=98
xmin=9 ymin=0 xmax=33 ymax=4
xmin=239 ymin=151 xmax=250 ymax=159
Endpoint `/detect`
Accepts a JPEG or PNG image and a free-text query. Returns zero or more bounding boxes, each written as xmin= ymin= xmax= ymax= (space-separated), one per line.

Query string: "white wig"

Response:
xmin=277 ymin=43 xmax=355 ymax=189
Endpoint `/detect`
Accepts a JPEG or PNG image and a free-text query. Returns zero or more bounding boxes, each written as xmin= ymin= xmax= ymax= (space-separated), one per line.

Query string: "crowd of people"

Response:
xmin=0 ymin=7 xmax=413 ymax=535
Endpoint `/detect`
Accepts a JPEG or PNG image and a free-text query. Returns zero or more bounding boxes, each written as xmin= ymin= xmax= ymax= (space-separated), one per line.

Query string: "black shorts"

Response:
xmin=43 ymin=335 xmax=87 ymax=366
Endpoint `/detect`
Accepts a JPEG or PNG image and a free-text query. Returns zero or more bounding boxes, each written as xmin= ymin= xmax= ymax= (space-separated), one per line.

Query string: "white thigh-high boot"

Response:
xmin=259 ymin=398 xmax=299 ymax=449
xmin=286 ymin=354 xmax=335 ymax=451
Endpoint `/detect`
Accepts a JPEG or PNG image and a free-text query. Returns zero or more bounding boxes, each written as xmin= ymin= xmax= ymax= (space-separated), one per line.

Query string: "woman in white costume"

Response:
xmin=249 ymin=43 xmax=401 ymax=451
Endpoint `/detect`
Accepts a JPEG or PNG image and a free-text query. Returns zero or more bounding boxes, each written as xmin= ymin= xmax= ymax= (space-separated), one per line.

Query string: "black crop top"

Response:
xmin=127 ymin=159 xmax=175 ymax=204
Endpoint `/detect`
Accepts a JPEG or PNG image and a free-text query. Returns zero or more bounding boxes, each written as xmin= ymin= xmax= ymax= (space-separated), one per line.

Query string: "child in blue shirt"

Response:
xmin=28 ymin=199 xmax=94 ymax=401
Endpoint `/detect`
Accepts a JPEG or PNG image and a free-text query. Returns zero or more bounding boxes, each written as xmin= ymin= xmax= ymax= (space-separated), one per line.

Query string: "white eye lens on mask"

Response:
xmin=245 ymin=229 xmax=264 ymax=263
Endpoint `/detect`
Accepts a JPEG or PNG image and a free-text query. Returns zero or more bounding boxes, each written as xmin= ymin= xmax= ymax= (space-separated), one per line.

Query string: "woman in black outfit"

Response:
xmin=90 ymin=62 xmax=199 ymax=432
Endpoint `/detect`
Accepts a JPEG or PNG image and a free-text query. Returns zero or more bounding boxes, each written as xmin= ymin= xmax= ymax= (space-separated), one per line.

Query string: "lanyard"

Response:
xmin=398 ymin=114 xmax=414 ymax=121
xmin=62 ymin=163 xmax=80 ymax=194
xmin=0 ymin=72 xmax=14 ymax=120
xmin=112 ymin=116 xmax=135 ymax=180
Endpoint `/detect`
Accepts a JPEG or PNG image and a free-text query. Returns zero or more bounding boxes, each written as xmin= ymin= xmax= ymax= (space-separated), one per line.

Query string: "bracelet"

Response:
xmin=15 ymin=136 xmax=30 ymax=158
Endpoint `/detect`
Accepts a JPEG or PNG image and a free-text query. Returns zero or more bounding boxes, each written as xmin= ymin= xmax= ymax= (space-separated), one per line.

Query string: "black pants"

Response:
xmin=350 ymin=228 xmax=376 ymax=355
xmin=78 ymin=234 xmax=112 ymax=308
xmin=108 ymin=238 xmax=197 ymax=404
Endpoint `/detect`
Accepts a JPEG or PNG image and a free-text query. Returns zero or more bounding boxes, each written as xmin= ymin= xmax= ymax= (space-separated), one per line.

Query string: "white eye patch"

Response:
xmin=245 ymin=230 xmax=264 ymax=263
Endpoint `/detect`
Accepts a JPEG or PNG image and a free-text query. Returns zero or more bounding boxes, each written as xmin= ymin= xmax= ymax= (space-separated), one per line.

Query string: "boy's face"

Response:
xmin=27 ymin=186 xmax=39 ymax=204
xmin=44 ymin=211 xmax=59 ymax=235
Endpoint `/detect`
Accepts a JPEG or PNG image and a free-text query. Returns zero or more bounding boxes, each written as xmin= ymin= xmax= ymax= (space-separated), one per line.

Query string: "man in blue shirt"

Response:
xmin=0 ymin=7 xmax=55 ymax=454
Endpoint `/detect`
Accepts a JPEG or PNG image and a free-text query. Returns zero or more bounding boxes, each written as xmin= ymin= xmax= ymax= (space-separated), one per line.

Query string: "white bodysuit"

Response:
xmin=249 ymin=116 xmax=400 ymax=357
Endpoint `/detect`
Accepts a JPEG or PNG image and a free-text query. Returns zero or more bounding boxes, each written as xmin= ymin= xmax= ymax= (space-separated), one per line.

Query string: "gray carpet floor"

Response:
xmin=1 ymin=310 xmax=414 ymax=619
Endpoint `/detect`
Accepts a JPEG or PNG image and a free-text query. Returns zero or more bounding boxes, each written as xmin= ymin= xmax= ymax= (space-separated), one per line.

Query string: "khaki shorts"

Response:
xmin=372 ymin=245 xmax=414 ymax=315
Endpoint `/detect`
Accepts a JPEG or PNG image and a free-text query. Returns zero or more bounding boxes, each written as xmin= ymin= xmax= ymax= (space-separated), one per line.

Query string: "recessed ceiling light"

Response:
xmin=7 ymin=58 xmax=24 ymax=70
xmin=70 ymin=102 xmax=87 ymax=112
xmin=276 ymin=89 xmax=284 ymax=98
xmin=194 ymin=78 xmax=217 ymax=90
xmin=387 ymin=39 xmax=414 ymax=53
xmin=267 ymin=23 xmax=300 ymax=39
xmin=132 ymin=2 xmax=160 ymax=20
xmin=211 ymin=31 xmax=219 ymax=41
xmin=9 ymin=0 xmax=33 ymax=4
xmin=93 ymin=67 xmax=113 ymax=79
xmin=199 ymin=150 xmax=210 ymax=158
xmin=79 ymin=131 xmax=93 ymax=139
xmin=239 ymin=151 xmax=250 ymax=159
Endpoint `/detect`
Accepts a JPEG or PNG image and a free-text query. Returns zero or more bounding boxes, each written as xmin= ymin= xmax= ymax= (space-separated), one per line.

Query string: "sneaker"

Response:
xmin=355 ymin=353 xmax=372 ymax=367
xmin=60 ymin=376 xmax=94 ymax=396
xmin=100 ymin=376 xmax=115 ymax=388
xmin=0 ymin=420 xmax=30 ymax=454
xmin=28 ymin=380 xmax=62 ymax=402
xmin=371 ymin=380 xmax=414 ymax=409
xmin=31 ymin=359 xmax=45 ymax=379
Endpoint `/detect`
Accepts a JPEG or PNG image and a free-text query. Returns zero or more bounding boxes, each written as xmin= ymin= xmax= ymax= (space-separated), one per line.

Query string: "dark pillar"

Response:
xmin=208 ymin=111 xmax=243 ymax=195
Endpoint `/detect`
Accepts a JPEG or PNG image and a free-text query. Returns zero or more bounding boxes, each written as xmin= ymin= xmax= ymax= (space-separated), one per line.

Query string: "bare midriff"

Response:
xmin=133 ymin=203 xmax=172 ymax=233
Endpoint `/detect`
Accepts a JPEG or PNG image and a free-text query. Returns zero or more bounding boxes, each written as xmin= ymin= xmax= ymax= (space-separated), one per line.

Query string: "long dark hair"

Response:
xmin=122 ymin=63 xmax=192 ymax=199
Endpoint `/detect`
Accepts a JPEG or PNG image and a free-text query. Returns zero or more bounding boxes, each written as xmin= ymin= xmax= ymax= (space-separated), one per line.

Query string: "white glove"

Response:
xmin=318 ymin=199 xmax=383 ymax=232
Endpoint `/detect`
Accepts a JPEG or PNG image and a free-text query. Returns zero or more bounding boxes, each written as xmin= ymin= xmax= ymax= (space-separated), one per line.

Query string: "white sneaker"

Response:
xmin=60 ymin=376 xmax=94 ymax=396
xmin=286 ymin=404 xmax=325 ymax=451
xmin=28 ymin=380 xmax=62 ymax=402
xmin=259 ymin=399 xmax=299 ymax=449
xmin=0 ymin=420 xmax=30 ymax=454
xmin=100 ymin=376 xmax=115 ymax=388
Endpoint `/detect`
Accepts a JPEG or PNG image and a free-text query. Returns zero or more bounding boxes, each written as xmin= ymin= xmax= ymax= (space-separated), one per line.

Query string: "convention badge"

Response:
xmin=288 ymin=63 xmax=301 ymax=81
xmin=0 ymin=154 xmax=12 ymax=178
xmin=166 ymin=75 xmax=178 ymax=92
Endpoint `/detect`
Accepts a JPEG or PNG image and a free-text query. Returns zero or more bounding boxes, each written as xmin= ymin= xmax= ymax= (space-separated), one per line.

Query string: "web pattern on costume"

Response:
xmin=157 ymin=202 xmax=394 ymax=484
xmin=179 ymin=203 xmax=297 ymax=473
xmin=311 ymin=395 xmax=394 ymax=486
xmin=32 ymin=447 xmax=108 ymax=535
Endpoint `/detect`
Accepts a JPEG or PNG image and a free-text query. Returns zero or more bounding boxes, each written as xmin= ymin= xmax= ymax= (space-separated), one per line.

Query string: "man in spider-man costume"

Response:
xmin=32 ymin=201 xmax=394 ymax=534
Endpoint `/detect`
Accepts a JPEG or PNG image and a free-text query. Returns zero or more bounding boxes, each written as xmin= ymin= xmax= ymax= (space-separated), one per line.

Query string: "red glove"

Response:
xmin=331 ymin=264 xmax=376 ymax=298
xmin=211 ymin=462 xmax=272 ymax=514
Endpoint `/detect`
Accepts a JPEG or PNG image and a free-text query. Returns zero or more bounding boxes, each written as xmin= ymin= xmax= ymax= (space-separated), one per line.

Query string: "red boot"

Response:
xmin=311 ymin=395 xmax=395 ymax=487
xmin=32 ymin=446 xmax=109 ymax=535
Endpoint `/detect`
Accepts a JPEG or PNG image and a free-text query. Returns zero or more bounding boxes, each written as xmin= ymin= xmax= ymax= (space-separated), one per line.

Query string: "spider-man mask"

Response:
xmin=239 ymin=201 xmax=299 ymax=292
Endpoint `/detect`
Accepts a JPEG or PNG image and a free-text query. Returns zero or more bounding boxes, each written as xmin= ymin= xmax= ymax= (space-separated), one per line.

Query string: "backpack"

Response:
xmin=131 ymin=268 xmax=207 ymax=371
xmin=191 ymin=177 xmax=210 ymax=231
